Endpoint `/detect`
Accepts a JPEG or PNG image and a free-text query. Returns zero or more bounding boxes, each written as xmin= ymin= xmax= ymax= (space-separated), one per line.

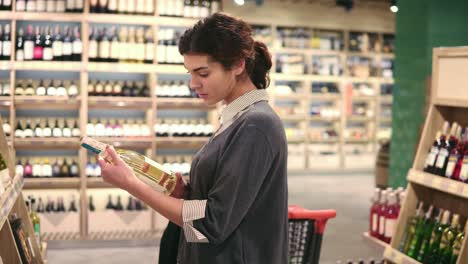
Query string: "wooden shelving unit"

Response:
xmin=0 ymin=119 xmax=45 ymax=264
xmin=0 ymin=1 xmax=395 ymax=241
xmin=380 ymin=47 xmax=468 ymax=264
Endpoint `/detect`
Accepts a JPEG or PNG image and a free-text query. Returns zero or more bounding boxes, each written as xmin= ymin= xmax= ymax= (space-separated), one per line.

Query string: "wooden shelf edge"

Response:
xmin=14 ymin=61 xmax=83 ymax=71
xmin=86 ymin=178 xmax=113 ymax=188
xmin=0 ymin=174 xmax=24 ymax=230
xmin=87 ymin=62 xmax=155 ymax=73
xmin=383 ymin=246 xmax=421 ymax=264
xmin=23 ymin=178 xmax=81 ymax=189
xmin=407 ymin=169 xmax=468 ymax=199
xmin=87 ymin=13 xmax=155 ymax=25
xmin=362 ymin=232 xmax=388 ymax=254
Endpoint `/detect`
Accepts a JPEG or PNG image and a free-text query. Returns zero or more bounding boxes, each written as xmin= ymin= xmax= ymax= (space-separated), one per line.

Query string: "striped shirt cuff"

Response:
xmin=182 ymin=200 xmax=209 ymax=243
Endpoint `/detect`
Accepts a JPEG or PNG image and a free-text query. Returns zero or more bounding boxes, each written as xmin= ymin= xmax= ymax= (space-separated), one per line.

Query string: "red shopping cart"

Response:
xmin=288 ymin=205 xmax=337 ymax=264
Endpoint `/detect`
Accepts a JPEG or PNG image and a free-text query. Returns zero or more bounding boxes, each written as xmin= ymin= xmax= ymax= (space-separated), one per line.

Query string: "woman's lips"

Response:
xmin=198 ymin=93 xmax=208 ymax=99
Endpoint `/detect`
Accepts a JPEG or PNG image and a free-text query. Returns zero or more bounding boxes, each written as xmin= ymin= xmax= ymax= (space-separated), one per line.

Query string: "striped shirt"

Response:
xmin=181 ymin=89 xmax=269 ymax=243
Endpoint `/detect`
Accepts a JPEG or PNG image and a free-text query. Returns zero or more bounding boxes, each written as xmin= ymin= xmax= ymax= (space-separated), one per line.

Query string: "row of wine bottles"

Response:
xmin=156 ymin=80 xmax=195 ymax=98
xmin=90 ymin=0 xmax=154 ymax=15
xmin=86 ymin=118 xmax=151 ymax=138
xmin=0 ymin=24 xmax=12 ymax=61
xmin=95 ymin=194 xmax=148 ymax=211
xmin=12 ymin=118 xmax=80 ymax=138
xmin=157 ymin=29 xmax=184 ymax=64
xmin=158 ymin=0 xmax=220 ymax=18
xmin=88 ymin=80 xmax=150 ymax=97
xmin=155 ymin=119 xmax=214 ymax=137
xmin=398 ymin=202 xmax=465 ymax=264
xmin=368 ymin=187 xmax=404 ymax=243
xmin=88 ymin=26 xmax=153 ymax=64
xmin=14 ymin=79 xmax=79 ymax=97
xmin=16 ymin=157 xmax=80 ymax=178
xmin=16 ymin=25 xmax=82 ymax=62
xmin=423 ymin=121 xmax=468 ymax=183
xmin=15 ymin=0 xmax=83 ymax=13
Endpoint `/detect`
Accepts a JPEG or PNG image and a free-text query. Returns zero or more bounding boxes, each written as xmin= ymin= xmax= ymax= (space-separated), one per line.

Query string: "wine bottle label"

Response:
xmin=36 ymin=0 xmax=46 ymax=11
xmin=157 ymin=44 xmax=165 ymax=63
xmin=81 ymin=136 xmax=107 ymax=154
xmin=16 ymin=50 xmax=24 ymax=61
xmin=136 ymin=0 xmax=144 ymax=13
xmin=46 ymin=0 xmax=55 ymax=12
xmin=56 ymin=0 xmax=65 ymax=11
xmin=371 ymin=213 xmax=378 ymax=232
xmin=384 ymin=218 xmax=396 ymax=238
xmin=445 ymin=155 xmax=458 ymax=177
xmin=86 ymin=164 xmax=94 ymax=177
xmin=52 ymin=41 xmax=63 ymax=57
xmin=145 ymin=0 xmax=154 ymax=14
xmin=88 ymin=40 xmax=98 ymax=58
xmin=42 ymin=128 xmax=52 ymax=137
xmin=26 ymin=0 xmax=36 ymax=11
xmin=2 ymin=41 xmax=11 ymax=56
xmin=53 ymin=128 xmax=63 ymax=137
xmin=119 ymin=42 xmax=128 ymax=60
xmin=76 ymin=0 xmax=84 ymax=9
xmin=63 ymin=128 xmax=72 ymax=137
xmin=63 ymin=42 xmax=73 ymax=56
xmin=110 ymin=41 xmax=119 ymax=59
xmin=43 ymin=48 xmax=53 ymax=60
xmin=34 ymin=128 xmax=43 ymax=137
xmin=66 ymin=0 xmax=75 ymax=9
xmin=379 ymin=215 xmax=385 ymax=235
xmin=24 ymin=41 xmax=34 ymax=60
xmin=70 ymin=165 xmax=78 ymax=175
xmin=459 ymin=156 xmax=468 ymax=181
xmin=435 ymin=149 xmax=449 ymax=168
xmin=73 ymin=40 xmax=82 ymax=54
xmin=99 ymin=41 xmax=110 ymax=59
xmin=4 ymin=0 xmax=12 ymax=5
xmin=16 ymin=1 xmax=26 ymax=11
xmin=145 ymin=42 xmax=154 ymax=61
xmin=72 ymin=128 xmax=80 ymax=137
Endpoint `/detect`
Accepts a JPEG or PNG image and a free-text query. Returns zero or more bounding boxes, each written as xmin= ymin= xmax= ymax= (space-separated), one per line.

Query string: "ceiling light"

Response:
xmin=390 ymin=5 xmax=398 ymax=12
xmin=234 ymin=0 xmax=245 ymax=6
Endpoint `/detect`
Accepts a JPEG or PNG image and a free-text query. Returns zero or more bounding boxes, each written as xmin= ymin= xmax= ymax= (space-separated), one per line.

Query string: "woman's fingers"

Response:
xmin=105 ymin=145 xmax=122 ymax=165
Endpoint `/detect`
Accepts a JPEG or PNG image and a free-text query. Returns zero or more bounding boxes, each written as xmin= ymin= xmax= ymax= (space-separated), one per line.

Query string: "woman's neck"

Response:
xmin=223 ymin=78 xmax=257 ymax=105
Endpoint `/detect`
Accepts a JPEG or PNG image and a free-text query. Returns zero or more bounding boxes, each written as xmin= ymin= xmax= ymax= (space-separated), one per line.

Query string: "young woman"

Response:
xmin=98 ymin=13 xmax=288 ymax=263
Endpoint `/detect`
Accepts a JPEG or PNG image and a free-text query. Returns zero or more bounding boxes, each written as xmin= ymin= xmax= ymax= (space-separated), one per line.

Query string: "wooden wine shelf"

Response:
xmin=383 ymin=246 xmax=421 ymax=264
xmin=352 ymin=95 xmax=377 ymax=101
xmin=0 ymin=60 xmax=12 ymax=70
xmin=308 ymin=138 xmax=339 ymax=144
xmin=87 ymin=62 xmax=155 ymax=73
xmin=156 ymin=97 xmax=214 ymax=109
xmin=0 ymin=175 xmax=24 ymax=230
xmin=14 ymin=137 xmax=80 ymax=149
xmin=23 ymin=178 xmax=81 ymax=189
xmin=87 ymin=13 xmax=156 ymax=25
xmin=380 ymin=117 xmax=392 ymax=123
xmin=347 ymin=116 xmax=373 ymax=122
xmin=407 ymin=169 xmax=468 ymax=199
xmin=345 ymin=138 xmax=371 ymax=144
xmin=280 ymin=115 xmax=307 ymax=121
xmin=15 ymin=96 xmax=81 ymax=110
xmin=274 ymin=47 xmax=344 ymax=56
xmin=87 ymin=177 xmax=113 ymax=188
xmin=88 ymin=96 xmax=152 ymax=109
xmin=286 ymin=137 xmax=306 ymax=143
xmin=155 ymin=137 xmax=209 ymax=148
xmin=14 ymin=61 xmax=83 ymax=71
xmin=273 ymin=94 xmax=305 ymax=101
xmin=362 ymin=232 xmax=387 ymax=255
xmin=0 ymin=97 xmax=11 ymax=108
xmin=381 ymin=96 xmax=393 ymax=104
xmin=14 ymin=12 xmax=83 ymax=22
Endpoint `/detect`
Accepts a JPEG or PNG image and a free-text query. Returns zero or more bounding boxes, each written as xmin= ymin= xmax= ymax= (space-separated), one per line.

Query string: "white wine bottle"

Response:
xmin=80 ymin=136 xmax=186 ymax=197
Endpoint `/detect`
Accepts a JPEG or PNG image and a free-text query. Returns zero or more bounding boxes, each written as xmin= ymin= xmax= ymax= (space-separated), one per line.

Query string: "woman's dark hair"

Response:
xmin=178 ymin=13 xmax=272 ymax=89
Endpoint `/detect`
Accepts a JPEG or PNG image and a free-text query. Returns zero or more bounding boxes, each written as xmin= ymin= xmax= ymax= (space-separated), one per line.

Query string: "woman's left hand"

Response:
xmin=97 ymin=145 xmax=140 ymax=192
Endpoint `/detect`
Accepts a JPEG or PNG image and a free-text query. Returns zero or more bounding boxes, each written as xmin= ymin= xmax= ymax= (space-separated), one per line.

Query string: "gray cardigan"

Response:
xmin=177 ymin=101 xmax=289 ymax=264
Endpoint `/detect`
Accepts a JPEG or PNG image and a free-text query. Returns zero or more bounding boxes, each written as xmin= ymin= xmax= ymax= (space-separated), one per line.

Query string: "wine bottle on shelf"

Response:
xmin=24 ymin=25 xmax=35 ymax=61
xmin=69 ymin=195 xmax=78 ymax=212
xmin=107 ymin=0 xmax=117 ymax=13
xmin=75 ymin=0 xmax=84 ymax=12
xmin=103 ymin=81 xmax=113 ymax=96
xmin=62 ymin=26 xmax=73 ymax=61
xmin=136 ymin=27 xmax=145 ymax=63
xmin=72 ymin=26 xmax=82 ymax=61
xmin=109 ymin=26 xmax=119 ymax=63
xmin=16 ymin=27 xmax=25 ymax=61
xmin=56 ymin=0 xmax=66 ymax=12
xmin=36 ymin=0 xmax=46 ymax=11
xmin=98 ymin=27 xmax=111 ymax=62
xmin=41 ymin=158 xmax=51 ymax=177
xmin=88 ymin=27 xmax=98 ymax=62
xmin=122 ymin=80 xmax=132 ymax=97
xmin=1 ymin=0 xmax=12 ymax=10
xmin=62 ymin=119 xmax=72 ymax=137
xmin=71 ymin=119 xmax=80 ymax=137
xmin=438 ymin=214 xmax=460 ymax=264
xmin=117 ymin=0 xmax=125 ymax=14
xmin=406 ymin=205 xmax=434 ymax=259
xmin=60 ymin=158 xmax=70 ymax=177
xmin=127 ymin=27 xmax=137 ymax=63
xmin=127 ymin=0 xmax=135 ymax=14
xmin=24 ymin=79 xmax=35 ymax=96
xmin=45 ymin=0 xmax=55 ymax=12
xmin=52 ymin=25 xmax=63 ymax=61
xmin=136 ymin=0 xmax=144 ymax=14
xmin=113 ymin=80 xmax=123 ymax=96
xmin=26 ymin=0 xmax=36 ymax=12
xmin=33 ymin=26 xmax=44 ymax=60
xmin=16 ymin=0 xmax=26 ymax=11
xmin=445 ymin=127 xmax=465 ymax=179
xmin=33 ymin=118 xmax=43 ymax=137
xmin=65 ymin=0 xmax=75 ymax=12
xmin=450 ymin=231 xmax=464 ymax=264
xmin=118 ymin=27 xmax=129 ymax=62
xmin=23 ymin=119 xmax=34 ymax=138
xmin=52 ymin=118 xmax=62 ymax=137
xmin=424 ymin=122 xmax=449 ymax=173
xmin=81 ymin=136 xmax=187 ymax=197
xmin=70 ymin=159 xmax=79 ymax=177
xmin=32 ymin=158 xmax=42 ymax=177
xmin=2 ymin=24 xmax=11 ymax=61
xmin=399 ymin=202 xmax=424 ymax=253
xmin=115 ymin=195 xmax=123 ymax=211
xmin=56 ymin=81 xmax=67 ymax=96
xmin=106 ymin=194 xmax=114 ymax=210
xmin=382 ymin=192 xmax=399 ymax=243
xmin=16 ymin=159 xmax=24 ymax=178
xmin=42 ymin=26 xmax=53 ymax=61
xmin=51 ymin=158 xmax=60 ymax=177
xmin=144 ymin=28 xmax=154 ymax=64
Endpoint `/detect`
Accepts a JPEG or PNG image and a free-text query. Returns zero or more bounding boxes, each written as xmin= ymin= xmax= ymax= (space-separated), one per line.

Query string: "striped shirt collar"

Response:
xmin=220 ymin=89 xmax=269 ymax=124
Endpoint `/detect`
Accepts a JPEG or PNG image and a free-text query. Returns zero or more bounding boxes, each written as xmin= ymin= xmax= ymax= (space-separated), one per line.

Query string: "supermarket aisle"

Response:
xmin=47 ymin=172 xmax=381 ymax=264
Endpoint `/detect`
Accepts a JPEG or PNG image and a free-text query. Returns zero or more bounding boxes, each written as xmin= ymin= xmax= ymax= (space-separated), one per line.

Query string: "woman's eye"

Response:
xmin=199 ymin=73 xmax=209 ymax=77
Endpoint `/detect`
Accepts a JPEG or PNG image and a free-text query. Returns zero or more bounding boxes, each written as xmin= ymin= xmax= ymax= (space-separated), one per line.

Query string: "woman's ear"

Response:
xmin=232 ymin=59 xmax=246 ymax=76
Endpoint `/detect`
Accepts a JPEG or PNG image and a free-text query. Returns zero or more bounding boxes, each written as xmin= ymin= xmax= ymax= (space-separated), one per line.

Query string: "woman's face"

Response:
xmin=183 ymin=54 xmax=244 ymax=106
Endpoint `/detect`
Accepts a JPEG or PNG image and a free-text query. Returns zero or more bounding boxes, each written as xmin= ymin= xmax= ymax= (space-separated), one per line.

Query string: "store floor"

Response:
xmin=47 ymin=171 xmax=382 ymax=264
